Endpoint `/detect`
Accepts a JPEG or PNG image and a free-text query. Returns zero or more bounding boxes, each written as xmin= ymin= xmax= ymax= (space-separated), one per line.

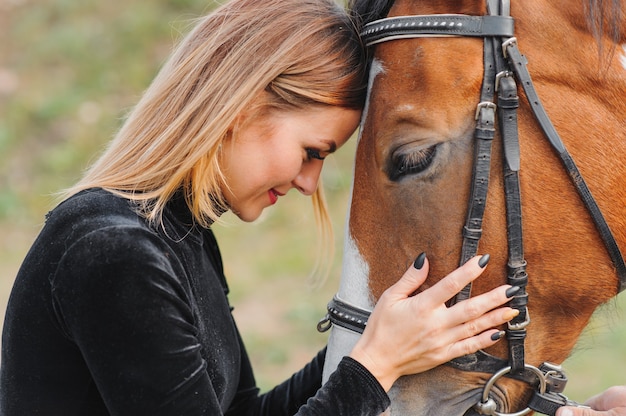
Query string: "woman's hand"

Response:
xmin=556 ymin=386 xmax=626 ymax=416
xmin=349 ymin=253 xmax=519 ymax=391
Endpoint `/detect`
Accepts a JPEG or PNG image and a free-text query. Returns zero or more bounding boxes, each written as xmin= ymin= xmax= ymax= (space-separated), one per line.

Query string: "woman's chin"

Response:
xmin=232 ymin=208 xmax=263 ymax=223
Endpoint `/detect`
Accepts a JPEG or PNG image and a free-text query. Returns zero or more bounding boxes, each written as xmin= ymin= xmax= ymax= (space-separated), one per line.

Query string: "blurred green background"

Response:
xmin=0 ymin=0 xmax=623 ymax=408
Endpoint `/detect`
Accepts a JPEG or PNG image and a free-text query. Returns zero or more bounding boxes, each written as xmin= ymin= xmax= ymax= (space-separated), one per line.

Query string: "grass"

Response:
xmin=0 ymin=0 xmax=623 ymax=409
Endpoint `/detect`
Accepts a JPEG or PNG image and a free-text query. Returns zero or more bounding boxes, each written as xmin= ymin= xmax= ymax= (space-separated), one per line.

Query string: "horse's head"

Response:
xmin=327 ymin=0 xmax=626 ymax=414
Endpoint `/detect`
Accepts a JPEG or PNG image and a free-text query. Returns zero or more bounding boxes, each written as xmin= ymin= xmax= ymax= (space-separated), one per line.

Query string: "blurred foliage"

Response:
xmin=0 ymin=0 xmax=215 ymax=222
xmin=0 ymin=0 xmax=623 ymax=404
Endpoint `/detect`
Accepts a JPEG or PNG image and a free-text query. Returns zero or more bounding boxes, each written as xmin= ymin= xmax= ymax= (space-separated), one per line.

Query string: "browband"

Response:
xmin=362 ymin=14 xmax=514 ymax=46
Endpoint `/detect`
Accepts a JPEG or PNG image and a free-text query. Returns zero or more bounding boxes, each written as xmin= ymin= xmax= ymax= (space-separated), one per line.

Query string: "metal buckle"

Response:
xmin=539 ymin=362 xmax=567 ymax=394
xmin=495 ymin=71 xmax=512 ymax=92
xmin=508 ymin=307 xmax=530 ymax=331
xmin=475 ymin=101 xmax=497 ymax=120
xmin=502 ymin=37 xmax=517 ymax=58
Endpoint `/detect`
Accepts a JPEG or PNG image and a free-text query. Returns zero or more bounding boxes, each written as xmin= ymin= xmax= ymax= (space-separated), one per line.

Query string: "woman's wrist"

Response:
xmin=349 ymin=343 xmax=398 ymax=392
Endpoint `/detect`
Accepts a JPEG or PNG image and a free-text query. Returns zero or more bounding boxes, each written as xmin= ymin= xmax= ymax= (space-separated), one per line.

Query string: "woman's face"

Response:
xmin=220 ymin=105 xmax=361 ymax=222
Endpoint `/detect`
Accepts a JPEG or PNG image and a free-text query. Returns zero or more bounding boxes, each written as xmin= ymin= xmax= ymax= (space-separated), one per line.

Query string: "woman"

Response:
xmin=1 ymin=0 xmax=519 ymax=414
xmin=557 ymin=387 xmax=626 ymax=416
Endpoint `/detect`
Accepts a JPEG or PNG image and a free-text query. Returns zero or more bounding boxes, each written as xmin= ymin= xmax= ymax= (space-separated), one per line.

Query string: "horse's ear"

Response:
xmin=349 ymin=0 xmax=394 ymax=27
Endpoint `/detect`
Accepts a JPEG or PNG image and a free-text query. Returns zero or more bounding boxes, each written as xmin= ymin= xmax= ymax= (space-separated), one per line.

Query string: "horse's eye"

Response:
xmin=388 ymin=145 xmax=437 ymax=181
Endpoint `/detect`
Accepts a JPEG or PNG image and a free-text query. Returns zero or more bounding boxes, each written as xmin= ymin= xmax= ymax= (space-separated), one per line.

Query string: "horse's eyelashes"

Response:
xmin=388 ymin=145 xmax=437 ymax=181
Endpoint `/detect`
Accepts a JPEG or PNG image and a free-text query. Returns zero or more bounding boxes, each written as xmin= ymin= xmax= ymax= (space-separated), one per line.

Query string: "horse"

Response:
xmin=319 ymin=0 xmax=626 ymax=414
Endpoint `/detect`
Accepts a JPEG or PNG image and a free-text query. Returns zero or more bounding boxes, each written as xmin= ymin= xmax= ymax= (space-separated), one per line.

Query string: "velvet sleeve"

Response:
xmin=50 ymin=226 xmax=223 ymax=416
xmin=227 ymin=345 xmax=390 ymax=416
xmin=295 ymin=356 xmax=390 ymax=415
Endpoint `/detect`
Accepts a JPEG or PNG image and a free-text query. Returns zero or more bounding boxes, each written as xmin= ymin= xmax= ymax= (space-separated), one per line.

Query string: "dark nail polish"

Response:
xmin=491 ymin=330 xmax=505 ymax=341
xmin=413 ymin=252 xmax=426 ymax=270
xmin=478 ymin=254 xmax=490 ymax=268
xmin=505 ymin=286 xmax=521 ymax=298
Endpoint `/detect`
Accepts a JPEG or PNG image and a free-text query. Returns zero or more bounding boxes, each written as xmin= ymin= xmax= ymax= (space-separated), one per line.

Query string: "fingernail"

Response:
xmin=491 ymin=330 xmax=505 ymax=341
xmin=503 ymin=308 xmax=520 ymax=321
xmin=505 ymin=286 xmax=521 ymax=298
xmin=478 ymin=254 xmax=490 ymax=268
xmin=558 ymin=408 xmax=574 ymax=416
xmin=413 ymin=252 xmax=426 ymax=270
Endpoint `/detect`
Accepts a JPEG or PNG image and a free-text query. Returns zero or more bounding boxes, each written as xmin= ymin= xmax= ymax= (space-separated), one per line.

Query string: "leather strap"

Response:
xmin=447 ymin=350 xmax=541 ymax=385
xmin=453 ymin=23 xmax=499 ymax=303
xmin=498 ymin=68 xmax=529 ymax=375
xmin=362 ymin=15 xmax=514 ymax=46
xmin=504 ymin=40 xmax=626 ymax=293
xmin=498 ymin=74 xmax=521 ymax=172
xmin=317 ymin=295 xmax=370 ymax=334
xmin=528 ymin=391 xmax=571 ymax=416
xmin=483 ymin=2 xmax=530 ymax=373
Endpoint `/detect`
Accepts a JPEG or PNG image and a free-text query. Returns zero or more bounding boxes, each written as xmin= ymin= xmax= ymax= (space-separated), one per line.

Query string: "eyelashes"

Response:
xmin=306 ymin=148 xmax=326 ymax=161
xmin=388 ymin=145 xmax=437 ymax=181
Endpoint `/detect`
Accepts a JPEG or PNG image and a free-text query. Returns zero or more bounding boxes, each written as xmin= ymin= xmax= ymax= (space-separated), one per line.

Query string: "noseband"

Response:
xmin=319 ymin=0 xmax=626 ymax=414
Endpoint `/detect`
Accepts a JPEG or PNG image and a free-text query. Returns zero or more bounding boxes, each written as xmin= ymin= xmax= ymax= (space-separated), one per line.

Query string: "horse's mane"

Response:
xmin=585 ymin=0 xmax=623 ymax=52
xmin=349 ymin=0 xmax=623 ymax=47
xmin=348 ymin=0 xmax=394 ymax=27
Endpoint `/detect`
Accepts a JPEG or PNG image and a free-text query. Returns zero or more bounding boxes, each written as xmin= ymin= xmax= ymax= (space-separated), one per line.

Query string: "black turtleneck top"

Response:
xmin=0 ymin=188 xmax=390 ymax=415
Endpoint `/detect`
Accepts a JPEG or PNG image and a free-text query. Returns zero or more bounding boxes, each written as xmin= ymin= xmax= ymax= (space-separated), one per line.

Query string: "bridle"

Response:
xmin=318 ymin=0 xmax=626 ymax=414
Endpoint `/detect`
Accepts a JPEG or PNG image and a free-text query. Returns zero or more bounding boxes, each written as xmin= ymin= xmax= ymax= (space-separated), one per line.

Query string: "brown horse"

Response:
xmin=322 ymin=0 xmax=626 ymax=414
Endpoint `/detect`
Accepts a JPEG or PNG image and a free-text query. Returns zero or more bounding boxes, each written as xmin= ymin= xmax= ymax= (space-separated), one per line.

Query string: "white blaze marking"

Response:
xmin=322 ymin=60 xmax=386 ymax=383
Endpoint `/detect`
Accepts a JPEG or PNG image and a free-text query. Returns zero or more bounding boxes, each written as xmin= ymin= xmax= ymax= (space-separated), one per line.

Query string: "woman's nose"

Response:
xmin=292 ymin=160 xmax=323 ymax=196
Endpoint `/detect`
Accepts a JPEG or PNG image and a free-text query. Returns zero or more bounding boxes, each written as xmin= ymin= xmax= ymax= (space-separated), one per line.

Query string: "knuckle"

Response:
xmin=492 ymin=287 xmax=507 ymax=303
xmin=464 ymin=320 xmax=480 ymax=337
xmin=461 ymin=339 xmax=480 ymax=356
xmin=463 ymin=301 xmax=482 ymax=319
xmin=441 ymin=276 xmax=463 ymax=296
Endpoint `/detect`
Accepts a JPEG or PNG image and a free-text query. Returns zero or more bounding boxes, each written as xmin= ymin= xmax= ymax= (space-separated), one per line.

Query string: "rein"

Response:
xmin=319 ymin=0 xmax=626 ymax=414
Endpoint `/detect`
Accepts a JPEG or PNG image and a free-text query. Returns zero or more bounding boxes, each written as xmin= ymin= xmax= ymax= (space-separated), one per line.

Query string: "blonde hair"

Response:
xmin=63 ymin=0 xmax=367 ymax=267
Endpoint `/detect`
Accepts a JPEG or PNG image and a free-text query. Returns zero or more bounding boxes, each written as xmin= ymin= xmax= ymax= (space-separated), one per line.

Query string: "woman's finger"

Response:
xmin=444 ymin=329 xmax=506 ymax=360
xmin=445 ymin=284 xmax=519 ymax=327
xmin=384 ymin=252 xmax=429 ymax=299
xmin=446 ymin=306 xmax=519 ymax=343
xmin=585 ymin=386 xmax=626 ymax=411
xmin=418 ymin=254 xmax=490 ymax=308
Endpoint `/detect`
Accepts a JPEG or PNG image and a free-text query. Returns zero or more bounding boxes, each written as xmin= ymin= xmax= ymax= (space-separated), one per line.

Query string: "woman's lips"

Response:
xmin=268 ymin=189 xmax=284 ymax=205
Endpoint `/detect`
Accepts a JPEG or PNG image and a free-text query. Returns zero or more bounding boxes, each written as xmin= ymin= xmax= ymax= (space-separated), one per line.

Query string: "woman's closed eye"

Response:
xmin=306 ymin=148 xmax=326 ymax=161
